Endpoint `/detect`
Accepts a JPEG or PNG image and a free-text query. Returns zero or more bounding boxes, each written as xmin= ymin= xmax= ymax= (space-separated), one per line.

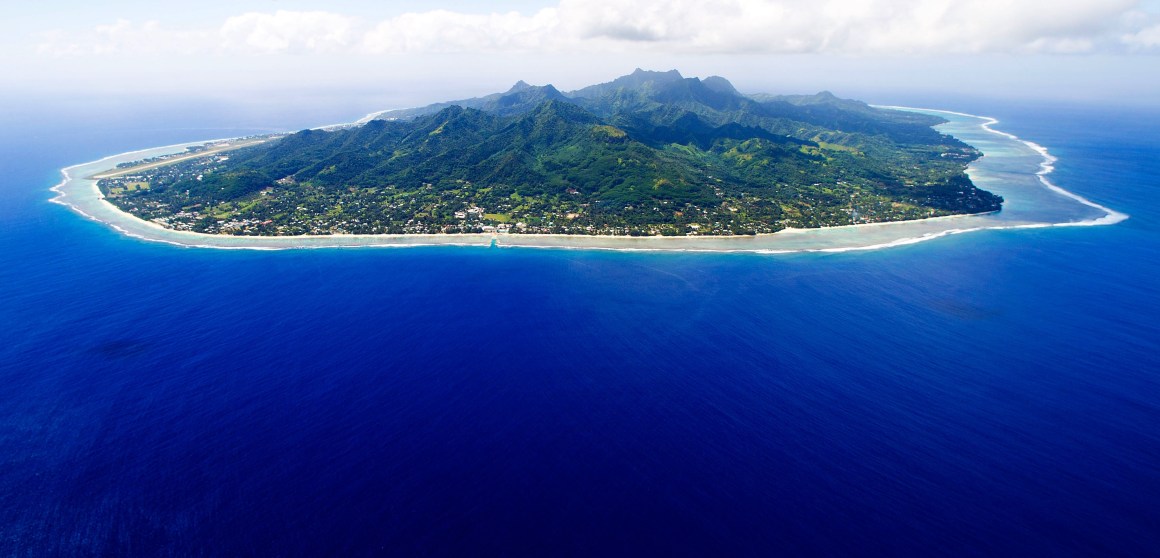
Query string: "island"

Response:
xmin=94 ymin=69 xmax=1002 ymax=238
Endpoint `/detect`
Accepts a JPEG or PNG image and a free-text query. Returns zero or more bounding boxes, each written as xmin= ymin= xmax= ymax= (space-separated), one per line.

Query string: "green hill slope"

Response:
xmin=99 ymin=70 xmax=1001 ymax=236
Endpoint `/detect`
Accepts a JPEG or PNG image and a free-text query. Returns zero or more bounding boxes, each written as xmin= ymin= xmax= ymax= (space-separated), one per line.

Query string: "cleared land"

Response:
xmin=90 ymin=138 xmax=273 ymax=180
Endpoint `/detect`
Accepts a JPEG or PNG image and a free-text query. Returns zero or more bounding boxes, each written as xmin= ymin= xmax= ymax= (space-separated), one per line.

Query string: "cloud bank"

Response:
xmin=36 ymin=0 xmax=1160 ymax=58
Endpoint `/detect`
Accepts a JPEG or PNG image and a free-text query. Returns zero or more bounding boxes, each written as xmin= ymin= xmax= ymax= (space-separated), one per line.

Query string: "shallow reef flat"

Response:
xmin=52 ymin=109 xmax=1125 ymax=253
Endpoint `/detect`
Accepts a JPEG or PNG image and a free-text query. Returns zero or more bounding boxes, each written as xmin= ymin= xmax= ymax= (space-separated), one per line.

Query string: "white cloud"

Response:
xmin=1123 ymin=23 xmax=1160 ymax=48
xmin=219 ymin=11 xmax=357 ymax=54
xmin=556 ymin=0 xmax=1143 ymax=54
xmin=36 ymin=19 xmax=212 ymax=56
xmin=32 ymin=0 xmax=1160 ymax=59
xmin=361 ymin=8 xmax=561 ymax=53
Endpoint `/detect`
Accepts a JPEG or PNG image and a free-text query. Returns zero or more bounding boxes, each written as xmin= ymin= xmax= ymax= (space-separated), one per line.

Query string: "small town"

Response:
xmin=99 ymin=142 xmax=970 ymax=237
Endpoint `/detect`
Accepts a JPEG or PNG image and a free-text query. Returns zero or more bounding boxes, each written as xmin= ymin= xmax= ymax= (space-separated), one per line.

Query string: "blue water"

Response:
xmin=2 ymin=94 xmax=1159 ymax=556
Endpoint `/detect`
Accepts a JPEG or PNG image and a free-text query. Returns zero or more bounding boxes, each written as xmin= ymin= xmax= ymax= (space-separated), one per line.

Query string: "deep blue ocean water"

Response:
xmin=1 ymin=94 xmax=1158 ymax=556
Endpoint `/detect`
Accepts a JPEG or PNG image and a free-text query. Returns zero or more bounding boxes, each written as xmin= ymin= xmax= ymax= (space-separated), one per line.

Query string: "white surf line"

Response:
xmin=354 ymin=108 xmax=402 ymax=124
xmin=48 ymin=106 xmax=416 ymax=248
xmin=878 ymin=105 xmax=1129 ymax=227
xmin=47 ymin=135 xmax=291 ymax=248
xmin=50 ymin=105 xmax=1128 ymax=253
xmin=50 ymin=137 xmax=238 ymax=214
xmin=496 ymin=107 xmax=1132 ymax=255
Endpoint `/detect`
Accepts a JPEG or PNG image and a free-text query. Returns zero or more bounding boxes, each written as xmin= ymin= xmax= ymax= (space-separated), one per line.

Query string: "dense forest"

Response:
xmin=100 ymin=69 xmax=1001 ymax=236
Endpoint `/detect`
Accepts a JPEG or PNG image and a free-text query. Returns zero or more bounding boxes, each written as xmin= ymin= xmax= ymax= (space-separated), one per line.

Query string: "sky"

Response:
xmin=5 ymin=0 xmax=1160 ymax=109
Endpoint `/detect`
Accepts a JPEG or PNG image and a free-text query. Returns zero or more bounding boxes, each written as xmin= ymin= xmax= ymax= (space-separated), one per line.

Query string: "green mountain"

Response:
xmin=99 ymin=70 xmax=1001 ymax=236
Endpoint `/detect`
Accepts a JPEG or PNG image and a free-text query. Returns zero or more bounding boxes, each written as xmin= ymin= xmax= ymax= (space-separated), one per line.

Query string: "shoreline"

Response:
xmin=49 ymin=107 xmax=1127 ymax=253
xmin=877 ymin=106 xmax=1128 ymax=226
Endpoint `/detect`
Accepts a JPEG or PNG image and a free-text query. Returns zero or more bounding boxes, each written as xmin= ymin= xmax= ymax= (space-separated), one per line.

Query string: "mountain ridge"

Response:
xmin=97 ymin=70 xmax=1002 ymax=237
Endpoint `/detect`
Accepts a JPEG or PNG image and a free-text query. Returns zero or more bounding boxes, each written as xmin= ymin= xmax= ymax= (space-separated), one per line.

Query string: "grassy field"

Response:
xmin=109 ymin=182 xmax=150 ymax=195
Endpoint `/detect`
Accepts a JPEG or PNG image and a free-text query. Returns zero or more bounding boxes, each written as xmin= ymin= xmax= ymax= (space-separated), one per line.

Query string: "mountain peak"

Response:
xmin=118 ymin=69 xmax=999 ymax=240
xmin=508 ymin=80 xmax=533 ymax=93
xmin=625 ymin=68 xmax=684 ymax=84
xmin=488 ymin=83 xmax=572 ymax=116
xmin=569 ymin=69 xmax=689 ymax=101
xmin=632 ymin=68 xmax=682 ymax=77
xmin=702 ymin=76 xmax=740 ymax=96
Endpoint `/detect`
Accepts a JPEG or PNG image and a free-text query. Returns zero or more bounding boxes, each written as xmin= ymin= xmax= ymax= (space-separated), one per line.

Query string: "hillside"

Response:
xmin=99 ymin=70 xmax=1001 ymax=236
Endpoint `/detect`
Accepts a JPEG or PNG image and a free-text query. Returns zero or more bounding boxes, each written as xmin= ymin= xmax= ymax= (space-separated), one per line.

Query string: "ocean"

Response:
xmin=1 ymin=93 xmax=1158 ymax=556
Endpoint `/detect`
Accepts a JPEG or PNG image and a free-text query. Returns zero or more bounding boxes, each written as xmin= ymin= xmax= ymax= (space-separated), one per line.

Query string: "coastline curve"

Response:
xmin=49 ymin=107 xmax=1127 ymax=253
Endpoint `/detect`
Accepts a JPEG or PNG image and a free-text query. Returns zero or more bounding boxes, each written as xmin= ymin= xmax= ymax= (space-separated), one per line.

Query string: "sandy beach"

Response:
xmin=49 ymin=108 xmax=1127 ymax=253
